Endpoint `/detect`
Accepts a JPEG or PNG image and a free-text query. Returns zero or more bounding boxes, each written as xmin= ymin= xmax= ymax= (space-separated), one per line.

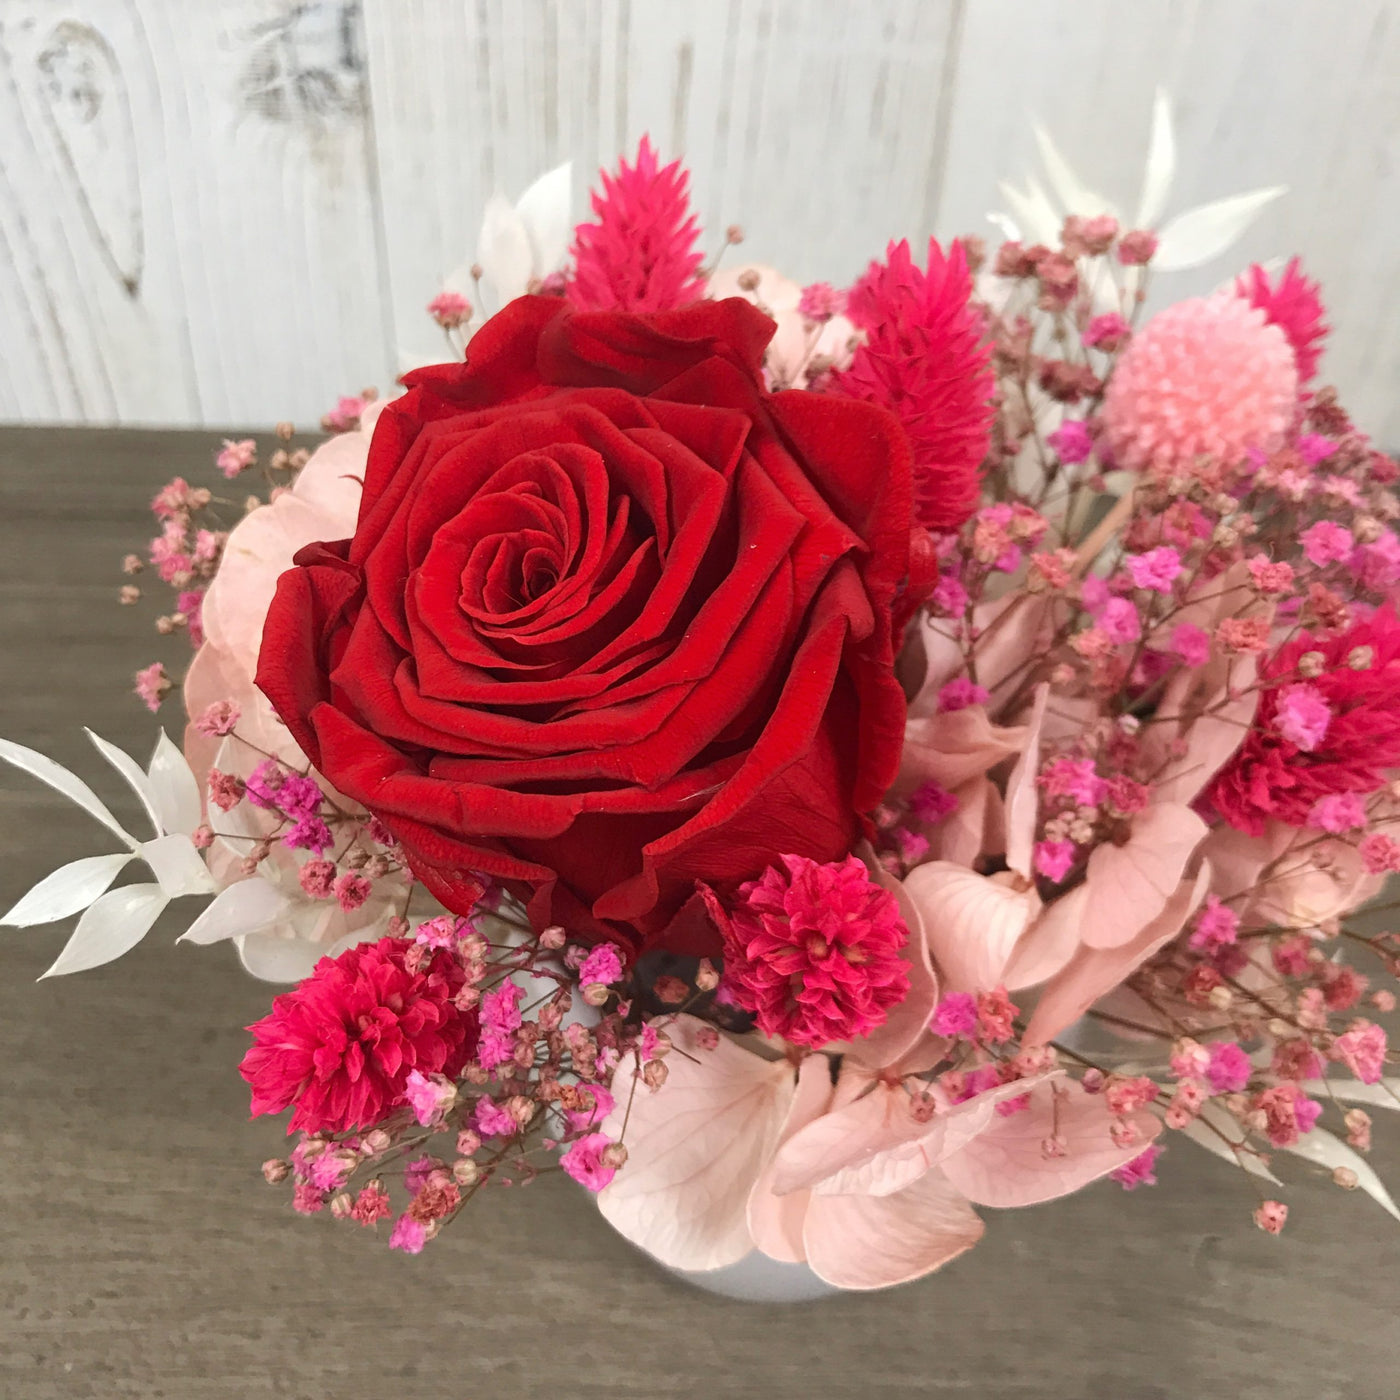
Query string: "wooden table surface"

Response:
xmin=0 ymin=426 xmax=1396 ymax=1400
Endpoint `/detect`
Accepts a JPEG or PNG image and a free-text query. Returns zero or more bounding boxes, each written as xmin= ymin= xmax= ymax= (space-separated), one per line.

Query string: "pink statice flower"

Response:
xmin=719 ymin=854 xmax=911 ymax=1048
xmin=798 ymin=282 xmax=846 ymax=321
xmin=1099 ymin=597 xmax=1141 ymax=644
xmin=1034 ymin=840 xmax=1076 ymax=883
xmin=474 ymin=1097 xmax=517 ymax=1139
xmin=1307 ymin=792 xmax=1368 ymax=833
xmin=426 ymin=290 xmax=471 ymax=328
xmin=931 ymin=992 xmax=979 ymax=1038
xmin=578 ymin=942 xmax=624 ymax=986
xmin=298 ymin=860 xmax=336 ymax=899
xmin=559 ymin=1133 xmax=618 ymax=1191
xmin=1359 ymin=832 xmax=1400 ymax=874
xmin=1046 ymin=419 xmax=1094 ymax=464
xmin=388 ymin=1215 xmax=427 ymax=1254
xmin=909 ymin=780 xmax=959 ymax=824
xmin=1206 ymin=1041 xmax=1252 ymax=1094
xmin=1125 ymin=546 xmax=1183 ymax=594
xmin=938 ymin=677 xmax=990 ymax=712
xmin=403 ymin=1069 xmax=457 ymax=1127
xmin=1274 ymin=683 xmax=1332 ymax=753
xmin=1253 ymin=1083 xmax=1322 ymax=1147
xmin=569 ymin=136 xmax=705 ymax=313
xmin=323 ymin=396 xmax=367 ymax=432
xmin=1083 ymin=313 xmax=1131 ymax=352
xmin=1188 ymin=896 xmax=1240 ymax=955
xmin=1247 ymin=556 xmax=1295 ymax=595
xmin=931 ymin=573 xmax=969 ymax=616
xmin=1101 ymin=292 xmax=1296 ymax=480
xmin=564 ymin=1085 xmax=615 ymax=1134
xmin=1039 ymin=757 xmax=1108 ymax=805
xmin=1169 ymin=622 xmax=1211 ymax=668
xmin=215 ymin=439 xmax=257 ymax=479
xmin=1332 ymin=1020 xmax=1387 ymax=1083
xmin=1236 ymin=257 xmax=1328 ymax=385
xmin=133 ymin=661 xmax=171 ymax=713
xmin=1110 ymin=1143 xmax=1162 ymax=1190
xmin=1301 ymin=520 xmax=1354 ymax=567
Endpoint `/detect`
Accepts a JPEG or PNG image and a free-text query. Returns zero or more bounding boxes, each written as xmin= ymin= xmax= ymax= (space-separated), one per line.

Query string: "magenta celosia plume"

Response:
xmin=1208 ymin=605 xmax=1400 ymax=834
xmin=720 ymin=854 xmax=912 ymax=1047
xmin=240 ymin=938 xmax=477 ymax=1134
xmin=831 ymin=237 xmax=993 ymax=531
xmin=1101 ymin=291 xmax=1297 ymax=480
xmin=1236 ymin=257 xmax=1329 ymax=385
xmin=568 ymin=135 xmax=706 ymax=312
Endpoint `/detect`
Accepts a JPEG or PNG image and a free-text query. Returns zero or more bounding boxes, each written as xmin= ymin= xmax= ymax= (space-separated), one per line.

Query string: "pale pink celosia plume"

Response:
xmin=1236 ymin=256 xmax=1329 ymax=385
xmin=568 ymin=135 xmax=706 ymax=313
xmin=1101 ymin=291 xmax=1297 ymax=480
xmin=832 ymin=237 xmax=994 ymax=531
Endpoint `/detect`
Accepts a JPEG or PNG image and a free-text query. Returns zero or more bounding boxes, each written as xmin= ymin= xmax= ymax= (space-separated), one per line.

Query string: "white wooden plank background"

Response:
xmin=1 ymin=0 xmax=1398 ymax=441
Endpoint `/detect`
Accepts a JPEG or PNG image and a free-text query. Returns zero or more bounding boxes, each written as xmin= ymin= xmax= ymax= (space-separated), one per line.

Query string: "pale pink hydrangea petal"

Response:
xmin=903 ymin=862 xmax=1040 ymax=997
xmin=840 ymin=854 xmax=942 ymax=1072
xmin=925 ymin=776 xmax=1002 ymax=868
xmin=898 ymin=707 xmax=1027 ymax=794
xmin=745 ymin=1055 xmax=837 ymax=1263
xmin=1024 ymin=866 xmax=1211 ymax=1045
xmin=1000 ymin=884 xmax=1090 ymax=991
xmin=1003 ymin=684 xmax=1049 ymax=881
xmin=913 ymin=597 xmax=1055 ymax=715
xmin=596 ymin=1015 xmax=795 ymax=1271
xmin=707 ymin=263 xmax=855 ymax=389
xmin=799 ymin=1169 xmax=983 ymax=1291
xmin=940 ymin=1080 xmax=1162 ymax=1208
xmin=1076 ymin=802 xmax=1209 ymax=950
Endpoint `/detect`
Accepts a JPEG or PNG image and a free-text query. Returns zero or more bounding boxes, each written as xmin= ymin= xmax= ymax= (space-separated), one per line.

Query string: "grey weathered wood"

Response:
xmin=0 ymin=425 xmax=1397 ymax=1397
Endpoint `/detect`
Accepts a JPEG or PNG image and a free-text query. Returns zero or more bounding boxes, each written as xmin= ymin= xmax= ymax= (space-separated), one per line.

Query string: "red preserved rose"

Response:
xmin=257 ymin=295 xmax=914 ymax=953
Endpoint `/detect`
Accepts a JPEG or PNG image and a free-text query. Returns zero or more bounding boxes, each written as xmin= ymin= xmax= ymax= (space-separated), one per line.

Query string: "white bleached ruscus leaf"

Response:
xmin=1284 ymin=1127 xmax=1400 ymax=1225
xmin=180 ymin=879 xmax=294 ymax=946
xmin=1134 ymin=88 xmax=1176 ymax=229
xmin=1153 ymin=187 xmax=1288 ymax=271
xmin=2 ymin=853 xmax=134 ymax=927
xmin=39 ymin=884 xmax=169 ymax=978
xmin=0 ymin=738 xmax=135 ymax=849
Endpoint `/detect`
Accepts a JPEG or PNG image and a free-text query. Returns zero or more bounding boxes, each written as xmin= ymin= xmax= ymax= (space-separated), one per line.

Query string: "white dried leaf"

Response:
xmin=1 ymin=853 xmax=133 ymax=927
xmin=39 ymin=883 xmax=168 ymax=978
xmin=1154 ymin=187 xmax=1287 ymax=271
xmin=147 ymin=730 xmax=202 ymax=837
xmin=1135 ymin=88 xmax=1176 ymax=228
xmin=85 ymin=728 xmax=162 ymax=837
xmin=0 ymin=738 xmax=134 ymax=849
xmin=1178 ymin=1102 xmax=1282 ymax=1185
xmin=1284 ymin=1127 xmax=1400 ymax=1224
xmin=179 ymin=878 xmax=294 ymax=946
xmin=514 ymin=160 xmax=573 ymax=276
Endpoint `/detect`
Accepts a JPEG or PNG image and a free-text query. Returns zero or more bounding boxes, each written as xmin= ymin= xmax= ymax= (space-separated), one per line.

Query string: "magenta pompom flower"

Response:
xmin=832 ymin=237 xmax=993 ymax=531
xmin=1101 ymin=291 xmax=1297 ymax=482
xmin=1236 ymin=257 xmax=1329 ymax=385
xmin=240 ymin=938 xmax=476 ymax=1135
xmin=720 ymin=854 xmax=911 ymax=1048
xmin=568 ymin=135 xmax=705 ymax=313
xmin=1208 ymin=604 xmax=1400 ymax=834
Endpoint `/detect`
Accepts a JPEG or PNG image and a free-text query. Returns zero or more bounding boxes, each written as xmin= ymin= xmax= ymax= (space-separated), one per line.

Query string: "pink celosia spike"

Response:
xmin=1236 ymin=256 xmax=1329 ymax=385
xmin=568 ymin=135 xmax=707 ymax=313
xmin=831 ymin=237 xmax=994 ymax=531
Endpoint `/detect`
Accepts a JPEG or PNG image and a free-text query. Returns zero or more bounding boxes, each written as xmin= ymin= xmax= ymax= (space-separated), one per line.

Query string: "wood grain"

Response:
xmin=1 ymin=424 xmax=1397 ymax=1398
xmin=5 ymin=1 xmax=1400 ymax=442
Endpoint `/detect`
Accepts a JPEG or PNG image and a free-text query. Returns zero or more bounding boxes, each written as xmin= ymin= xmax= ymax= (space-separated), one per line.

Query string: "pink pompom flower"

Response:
xmin=1101 ymin=292 xmax=1297 ymax=481
xmin=719 ymin=854 xmax=912 ymax=1048
xmin=240 ymin=938 xmax=476 ymax=1135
